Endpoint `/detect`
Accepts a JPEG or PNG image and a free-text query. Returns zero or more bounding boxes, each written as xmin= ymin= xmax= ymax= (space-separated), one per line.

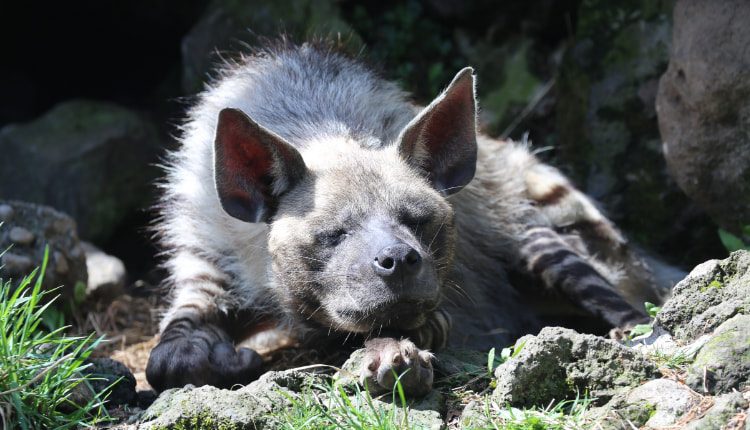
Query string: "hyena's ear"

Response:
xmin=397 ymin=67 xmax=477 ymax=195
xmin=214 ymin=108 xmax=307 ymax=223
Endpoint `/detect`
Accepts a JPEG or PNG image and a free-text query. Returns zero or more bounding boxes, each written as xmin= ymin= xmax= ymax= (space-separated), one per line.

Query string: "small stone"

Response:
xmin=1 ymin=252 xmax=34 ymax=272
xmin=626 ymin=379 xmax=694 ymax=427
xmin=0 ymin=204 xmax=14 ymax=222
xmin=9 ymin=226 xmax=35 ymax=245
xmin=54 ymin=252 xmax=69 ymax=274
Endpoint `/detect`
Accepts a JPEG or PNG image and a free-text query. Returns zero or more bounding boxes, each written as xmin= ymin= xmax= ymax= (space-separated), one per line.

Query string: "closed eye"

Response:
xmin=399 ymin=213 xmax=430 ymax=231
xmin=315 ymin=229 xmax=348 ymax=247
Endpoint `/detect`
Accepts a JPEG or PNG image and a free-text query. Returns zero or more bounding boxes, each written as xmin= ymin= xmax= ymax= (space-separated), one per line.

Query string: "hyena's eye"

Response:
xmin=314 ymin=228 xmax=348 ymax=247
xmin=399 ymin=212 xmax=431 ymax=232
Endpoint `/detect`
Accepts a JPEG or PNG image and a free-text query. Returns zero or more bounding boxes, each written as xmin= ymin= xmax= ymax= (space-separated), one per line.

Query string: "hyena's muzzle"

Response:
xmin=326 ymin=218 xmax=441 ymax=333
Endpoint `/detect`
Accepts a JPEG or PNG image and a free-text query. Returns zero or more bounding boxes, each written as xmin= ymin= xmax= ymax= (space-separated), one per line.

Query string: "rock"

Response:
xmin=492 ymin=326 xmax=660 ymax=408
xmin=0 ymin=200 xmax=87 ymax=304
xmin=138 ymin=371 xmax=310 ymax=429
xmin=555 ymin=0 xmax=721 ymax=267
xmin=140 ymin=361 xmax=446 ymax=429
xmin=0 ymin=100 xmax=162 ymax=243
xmin=9 ymin=226 xmax=34 ymax=245
xmin=59 ymin=357 xmax=138 ymax=414
xmin=180 ymin=0 xmax=355 ymax=94
xmin=657 ymin=0 xmax=750 ymax=235
xmin=685 ymin=314 xmax=750 ymax=395
xmin=686 ymin=391 xmax=748 ymax=430
xmin=625 ymin=379 xmax=695 ymax=427
xmin=657 ymin=250 xmax=750 ymax=344
xmin=82 ymin=241 xmax=127 ymax=301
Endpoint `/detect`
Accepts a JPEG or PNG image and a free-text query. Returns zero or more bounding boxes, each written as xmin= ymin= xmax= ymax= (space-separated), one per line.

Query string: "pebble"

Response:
xmin=0 ymin=252 xmax=34 ymax=272
xmin=0 ymin=204 xmax=14 ymax=222
xmin=9 ymin=227 xmax=35 ymax=246
xmin=54 ymin=252 xmax=69 ymax=274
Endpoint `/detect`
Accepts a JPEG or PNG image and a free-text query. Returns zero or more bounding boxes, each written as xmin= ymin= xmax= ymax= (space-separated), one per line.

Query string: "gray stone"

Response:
xmin=0 ymin=100 xmax=161 ymax=242
xmin=82 ymin=241 xmax=127 ymax=301
xmin=0 ymin=204 xmax=14 ymax=222
xmin=492 ymin=326 xmax=660 ymax=408
xmin=686 ymin=391 xmax=748 ymax=430
xmin=657 ymin=250 xmax=750 ymax=344
xmin=685 ymin=314 xmax=750 ymax=395
xmin=8 ymin=226 xmax=34 ymax=245
xmin=139 ymin=368 xmax=444 ymax=430
xmin=626 ymin=378 xmax=695 ymax=427
xmin=0 ymin=201 xmax=87 ymax=304
xmin=657 ymin=0 xmax=750 ymax=234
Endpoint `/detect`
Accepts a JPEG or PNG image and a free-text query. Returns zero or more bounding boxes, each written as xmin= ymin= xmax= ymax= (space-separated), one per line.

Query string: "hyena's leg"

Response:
xmin=359 ymin=309 xmax=449 ymax=397
xmin=524 ymin=162 xmax=674 ymax=306
xmin=520 ymin=227 xmax=647 ymax=328
xmin=146 ymin=252 xmax=264 ymax=392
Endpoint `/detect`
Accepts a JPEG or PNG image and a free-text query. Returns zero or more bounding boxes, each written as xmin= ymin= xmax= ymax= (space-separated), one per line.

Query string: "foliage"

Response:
xmin=629 ymin=302 xmax=661 ymax=339
xmin=487 ymin=342 xmax=526 ymax=387
xmin=478 ymin=392 xmax=597 ymax=430
xmin=0 ymin=246 xmax=110 ymax=429
xmin=718 ymin=227 xmax=750 ymax=253
xmin=343 ymin=0 xmax=465 ymax=101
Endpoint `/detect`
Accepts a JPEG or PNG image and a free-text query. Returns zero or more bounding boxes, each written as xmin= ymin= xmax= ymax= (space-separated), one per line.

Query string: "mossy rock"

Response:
xmin=657 ymin=250 xmax=750 ymax=344
xmin=685 ymin=314 xmax=750 ymax=395
xmin=492 ymin=326 xmax=659 ymax=408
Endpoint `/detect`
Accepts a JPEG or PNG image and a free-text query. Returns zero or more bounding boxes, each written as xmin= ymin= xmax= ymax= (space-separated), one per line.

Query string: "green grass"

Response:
xmin=646 ymin=346 xmax=696 ymax=374
xmin=0 ymin=246 xmax=111 ymax=429
xmin=473 ymin=393 xmax=597 ymax=430
xmin=268 ymin=377 xmax=428 ymax=430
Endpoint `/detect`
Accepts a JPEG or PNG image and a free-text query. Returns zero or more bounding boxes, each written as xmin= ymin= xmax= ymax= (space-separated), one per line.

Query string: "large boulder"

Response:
xmin=555 ymin=0 xmax=722 ymax=266
xmin=0 ymin=100 xmax=161 ymax=243
xmin=657 ymin=0 xmax=750 ymax=236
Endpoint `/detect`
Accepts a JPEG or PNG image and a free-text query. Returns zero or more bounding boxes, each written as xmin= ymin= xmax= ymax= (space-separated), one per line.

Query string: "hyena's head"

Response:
xmin=212 ymin=68 xmax=477 ymax=336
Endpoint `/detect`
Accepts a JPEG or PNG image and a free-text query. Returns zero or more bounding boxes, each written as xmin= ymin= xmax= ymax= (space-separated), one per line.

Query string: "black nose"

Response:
xmin=372 ymin=243 xmax=422 ymax=277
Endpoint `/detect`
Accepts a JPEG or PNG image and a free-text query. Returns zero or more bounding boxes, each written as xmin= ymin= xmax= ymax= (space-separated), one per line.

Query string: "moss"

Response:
xmin=702 ymin=280 xmax=724 ymax=292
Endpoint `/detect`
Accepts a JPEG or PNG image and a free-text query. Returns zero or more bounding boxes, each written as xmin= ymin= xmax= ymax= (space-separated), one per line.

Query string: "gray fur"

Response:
xmin=147 ymin=39 xmax=674 ymax=394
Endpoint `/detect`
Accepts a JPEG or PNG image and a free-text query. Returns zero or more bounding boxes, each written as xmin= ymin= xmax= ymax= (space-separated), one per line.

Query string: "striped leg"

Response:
xmin=146 ymin=251 xmax=264 ymax=392
xmin=146 ymin=314 xmax=263 ymax=392
xmin=520 ymin=227 xmax=647 ymax=328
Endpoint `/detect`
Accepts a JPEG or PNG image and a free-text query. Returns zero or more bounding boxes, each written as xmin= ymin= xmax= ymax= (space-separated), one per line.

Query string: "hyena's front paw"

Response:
xmin=146 ymin=335 xmax=263 ymax=392
xmin=360 ymin=338 xmax=434 ymax=397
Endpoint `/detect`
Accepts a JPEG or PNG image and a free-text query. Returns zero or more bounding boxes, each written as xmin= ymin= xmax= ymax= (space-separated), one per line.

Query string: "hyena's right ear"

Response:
xmin=397 ymin=67 xmax=478 ymax=195
xmin=214 ymin=108 xmax=307 ymax=223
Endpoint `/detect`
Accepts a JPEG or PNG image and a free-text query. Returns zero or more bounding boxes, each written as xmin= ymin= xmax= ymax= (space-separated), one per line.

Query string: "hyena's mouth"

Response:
xmin=334 ymin=300 xmax=434 ymax=332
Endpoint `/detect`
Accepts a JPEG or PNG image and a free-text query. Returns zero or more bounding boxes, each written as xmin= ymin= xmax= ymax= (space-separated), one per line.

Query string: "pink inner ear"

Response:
xmin=216 ymin=108 xmax=273 ymax=189
xmin=398 ymin=68 xmax=477 ymax=194
xmin=213 ymin=108 xmax=307 ymax=222
xmin=424 ymin=73 xmax=475 ymax=151
xmin=214 ymin=108 xmax=276 ymax=222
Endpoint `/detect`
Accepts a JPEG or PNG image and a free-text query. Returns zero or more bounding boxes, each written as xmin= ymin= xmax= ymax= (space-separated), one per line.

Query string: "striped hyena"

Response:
xmin=146 ymin=39 xmax=674 ymax=397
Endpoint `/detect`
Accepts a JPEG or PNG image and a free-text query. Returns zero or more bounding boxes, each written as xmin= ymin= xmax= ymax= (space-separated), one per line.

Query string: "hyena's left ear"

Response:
xmin=397 ymin=67 xmax=477 ymax=195
xmin=214 ymin=108 xmax=307 ymax=223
